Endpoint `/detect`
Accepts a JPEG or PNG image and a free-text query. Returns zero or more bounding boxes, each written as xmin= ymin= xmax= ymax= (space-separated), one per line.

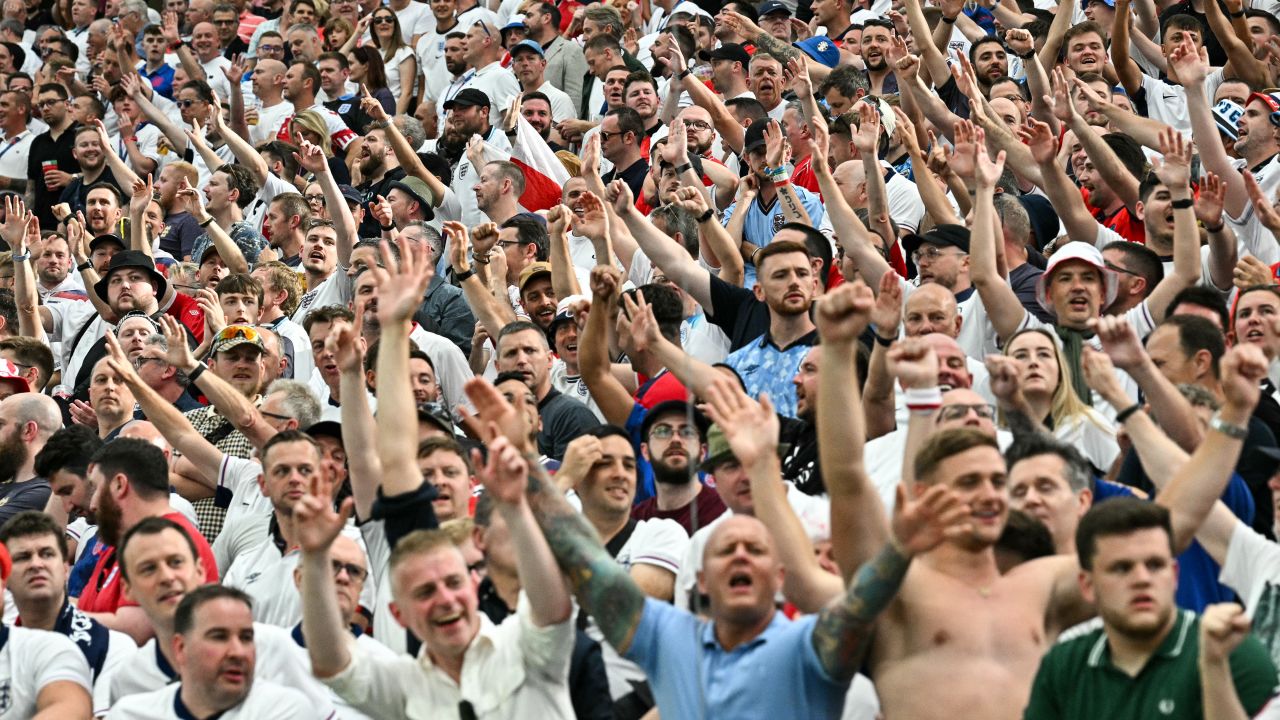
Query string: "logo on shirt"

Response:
xmin=0 ymin=680 xmax=11 ymax=712
xmin=1158 ymin=699 xmax=1175 ymax=714
xmin=245 ymin=572 xmax=261 ymax=584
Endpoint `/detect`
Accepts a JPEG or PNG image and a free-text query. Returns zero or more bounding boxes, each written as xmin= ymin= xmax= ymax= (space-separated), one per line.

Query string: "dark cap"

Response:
xmin=387 ymin=176 xmax=436 ymax=221
xmin=757 ymin=0 xmax=792 ymax=16
xmin=337 ymin=183 xmax=363 ymax=205
xmin=901 ymin=224 xmax=971 ymax=258
xmin=417 ymin=402 xmax=456 ymax=435
xmin=89 ymin=233 xmax=127 ymax=253
xmin=93 ymin=250 xmax=167 ymax=301
xmin=443 ymin=87 xmax=492 ymax=111
xmin=708 ymin=43 xmax=751 ymax=67
xmin=305 ymin=420 xmax=344 ymax=443
xmin=743 ymin=120 xmax=768 ymax=154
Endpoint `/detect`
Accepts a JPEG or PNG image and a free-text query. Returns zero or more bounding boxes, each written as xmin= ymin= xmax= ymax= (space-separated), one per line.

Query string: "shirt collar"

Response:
xmin=1086 ymin=610 xmax=1195 ymax=670
xmin=174 ymin=687 xmax=227 ymax=720
xmin=155 ymin=638 xmax=178 ymax=680
xmin=699 ymin=609 xmax=787 ymax=651
xmin=755 ymin=328 xmax=819 ymax=352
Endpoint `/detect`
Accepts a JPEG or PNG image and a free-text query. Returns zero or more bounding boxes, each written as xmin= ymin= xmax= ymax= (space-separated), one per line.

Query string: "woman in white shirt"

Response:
xmin=369 ymin=8 xmax=418 ymax=115
xmin=1001 ymin=327 xmax=1120 ymax=473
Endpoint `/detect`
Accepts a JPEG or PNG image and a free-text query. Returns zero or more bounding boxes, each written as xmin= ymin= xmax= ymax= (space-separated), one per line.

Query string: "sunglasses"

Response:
xmin=214 ymin=325 xmax=261 ymax=344
xmin=331 ymin=560 xmax=368 ymax=582
xmin=473 ymin=19 xmax=492 ymax=37
xmin=178 ymin=99 xmax=203 ymax=108
xmin=374 ymin=15 xmax=396 ymax=24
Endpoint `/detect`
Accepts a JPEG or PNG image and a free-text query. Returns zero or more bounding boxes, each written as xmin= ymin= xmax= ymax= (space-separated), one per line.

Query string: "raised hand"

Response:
xmin=815 ymin=281 xmax=875 ymax=344
xmin=102 ymin=331 xmax=147 ymax=388
xmin=369 ymin=194 xmax=393 ymax=230
xmin=580 ymin=132 xmax=602 ymax=179
xmin=810 ymin=115 xmax=831 ymax=169
xmin=472 ymin=435 xmax=529 ymax=506
xmin=293 ymin=470 xmax=355 ymax=554
xmin=721 ymin=10 xmax=765 ymax=40
xmin=621 ymin=290 xmax=662 ymax=354
xmin=983 ymin=354 xmax=1025 ymax=408
xmin=869 ymin=271 xmax=902 ymax=337
xmin=701 ymin=377 xmax=781 ymax=469
xmin=576 ymin=191 xmax=610 ymax=241
xmin=1168 ymin=36 xmax=1209 ymax=87
xmin=605 ymin=178 xmax=636 ymax=216
xmin=547 ymin=204 xmax=573 ymax=239
xmin=1045 ymin=67 xmax=1077 ymax=124
xmin=1220 ymin=343 xmax=1268 ymax=415
xmin=370 ymin=239 xmax=433 ymax=326
xmin=1151 ymin=126 xmax=1192 ymax=191
xmin=1 ymin=195 xmax=29 ymax=252
xmin=359 ymin=84 xmax=389 ymax=124
xmin=1196 ymin=172 xmax=1227 ymax=230
xmin=672 ymin=185 xmax=709 ymax=218
xmin=1081 ymin=346 xmax=1128 ymax=407
xmin=1004 ymin=27 xmax=1033 ymax=57
xmin=65 ymin=213 xmax=86 ymax=263
xmin=130 ymin=174 xmax=156 ymax=218
xmin=589 ymin=264 xmax=623 ymax=302
xmin=176 ymin=178 xmax=206 ymax=219
xmin=162 ymin=11 xmax=181 ymax=46
xmin=1088 ymin=315 xmax=1147 ymax=371
xmin=223 ymin=53 xmax=247 ymax=85
xmin=973 ymin=130 xmax=1006 ymax=189
xmin=763 ymin=119 xmax=787 ymax=169
xmin=120 ymin=71 xmax=142 ymax=100
xmin=470 ymin=221 xmax=500 ymax=256
xmin=466 ymin=135 xmax=486 ymax=170
xmin=326 ymin=315 xmax=365 ymax=375
xmin=159 ymin=315 xmax=198 ymax=371
xmin=1019 ymin=117 xmax=1058 ymax=166
xmin=786 ymin=55 xmax=812 ymax=97
xmin=463 ymin=377 xmax=534 ymax=453
xmin=1233 ymin=255 xmax=1274 ymax=290
xmin=662 ymin=119 xmax=689 ymax=166
xmin=895 ymin=52 xmax=921 ymax=82
xmin=195 ymin=287 xmax=227 ymax=337
xmin=891 ymin=107 xmax=919 ymax=155
xmin=1244 ymin=171 xmax=1280 ymax=234
xmin=1200 ymin=603 xmax=1253 ymax=664
xmin=293 ymin=138 xmax=329 ymax=176
xmin=885 ymin=338 xmax=939 ymax=389
xmin=853 ymin=103 xmax=880 ymax=157
xmin=949 ymin=120 xmax=978 ymax=180
xmin=891 ymin=483 xmax=973 ymax=555
xmin=445 ymin=221 xmax=471 ymax=272
xmin=503 ymin=94 xmax=522 ymax=135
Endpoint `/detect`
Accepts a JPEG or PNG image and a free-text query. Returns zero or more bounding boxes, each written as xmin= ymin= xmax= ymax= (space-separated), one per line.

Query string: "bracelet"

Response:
xmin=678 ymin=69 xmax=691 ymax=80
xmin=1017 ymin=50 xmax=1035 ymax=59
xmin=904 ymin=386 xmax=943 ymax=413
xmin=696 ymin=208 xmax=715 ymax=223
xmin=186 ymin=363 xmax=205 ymax=384
xmin=772 ymin=177 xmax=792 ymax=186
xmin=750 ymin=247 xmax=762 ymax=265
xmin=874 ymin=332 xmax=896 ymax=347
xmin=454 ymin=267 xmax=476 ymax=283
xmin=379 ymin=222 xmax=395 ymax=231
xmin=1227 ymin=8 xmax=1244 ymax=17
xmin=198 ymin=216 xmax=214 ymax=227
xmin=942 ymin=14 xmax=957 ymax=22
xmin=77 ymin=260 xmax=92 ymax=271
xmin=675 ymin=163 xmax=692 ymax=175
xmin=11 ymin=252 xmax=28 ymax=262
xmin=1210 ymin=412 xmax=1249 ymax=440
xmin=1205 ymin=221 xmax=1224 ymax=234
xmin=765 ymin=166 xmax=788 ymax=180
xmin=124 ymin=136 xmax=138 ymax=144
xmin=1170 ymin=197 xmax=1193 ymax=209
xmin=1114 ymin=402 xmax=1143 ymax=424
xmin=473 ymin=254 xmax=490 ymax=265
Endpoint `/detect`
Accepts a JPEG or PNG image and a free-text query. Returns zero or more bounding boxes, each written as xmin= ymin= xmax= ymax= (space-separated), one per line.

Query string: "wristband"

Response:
xmin=1170 ymin=197 xmax=1193 ymax=209
xmin=1227 ymin=9 xmax=1244 ymax=17
xmin=1210 ymin=412 xmax=1249 ymax=439
xmin=186 ymin=363 xmax=205 ymax=384
xmin=198 ymin=216 xmax=214 ymax=227
xmin=696 ymin=208 xmax=715 ymax=223
xmin=874 ymin=332 xmax=896 ymax=347
xmin=77 ymin=260 xmax=93 ymax=272
xmin=772 ymin=177 xmax=792 ymax=186
xmin=765 ymin=166 xmax=788 ymax=180
xmin=124 ymin=136 xmax=138 ymax=144
xmin=678 ymin=69 xmax=691 ymax=80
xmin=1114 ymin=402 xmax=1143 ymax=424
xmin=379 ymin=222 xmax=395 ymax=231
xmin=1205 ymin=221 xmax=1224 ymax=234
xmin=675 ymin=163 xmax=692 ymax=175
xmin=473 ymin=254 xmax=490 ymax=265
xmin=1017 ymin=50 xmax=1035 ymax=59
xmin=454 ymin=267 xmax=476 ymax=283
xmin=750 ymin=247 xmax=762 ymax=265
xmin=942 ymin=14 xmax=957 ymax=22
xmin=11 ymin=252 xmax=28 ymax=262
xmin=904 ymin=386 xmax=943 ymax=412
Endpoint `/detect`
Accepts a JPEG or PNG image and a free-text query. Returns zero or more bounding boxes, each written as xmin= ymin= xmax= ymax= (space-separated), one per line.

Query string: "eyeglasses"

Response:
xmin=473 ymin=19 xmax=492 ymax=37
xmin=599 ymin=130 xmax=620 ymax=142
xmin=36 ymin=99 xmax=64 ymax=109
xmin=304 ymin=194 xmax=325 ymax=204
xmin=495 ymin=239 xmax=522 ymax=248
xmin=258 ymin=44 xmax=283 ymax=53
xmin=331 ymin=560 xmax=368 ymax=582
xmin=373 ymin=15 xmax=396 ymax=24
xmin=467 ymin=559 xmax=486 ymax=574
xmin=214 ymin=325 xmax=261 ymax=344
xmin=132 ymin=356 xmax=165 ymax=369
xmin=1104 ymin=261 xmax=1140 ymax=278
xmin=683 ymin=120 xmax=712 ymax=131
xmin=650 ymin=424 xmax=698 ymax=440
xmin=213 ymin=18 xmax=238 ymax=25
xmin=911 ymin=246 xmax=965 ymax=265
xmin=937 ymin=403 xmax=997 ymax=422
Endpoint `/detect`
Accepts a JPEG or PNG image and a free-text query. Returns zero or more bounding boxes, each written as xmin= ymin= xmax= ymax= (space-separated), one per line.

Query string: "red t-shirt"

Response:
xmin=634 ymin=370 xmax=689 ymax=409
xmin=790 ymin=156 xmax=820 ymax=196
xmin=1082 ymin=187 xmax=1145 ymax=244
xmin=78 ymin=512 xmax=220 ymax=614
xmin=164 ymin=291 xmax=206 ymax=344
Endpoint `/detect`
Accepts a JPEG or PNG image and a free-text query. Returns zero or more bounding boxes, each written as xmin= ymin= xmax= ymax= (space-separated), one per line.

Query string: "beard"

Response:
xmin=97 ymin=487 xmax=124 ymax=548
xmin=358 ymin=152 xmax=385 ymax=178
xmin=650 ymin=453 xmax=693 ymax=485
xmin=0 ymin=430 xmax=28 ymax=483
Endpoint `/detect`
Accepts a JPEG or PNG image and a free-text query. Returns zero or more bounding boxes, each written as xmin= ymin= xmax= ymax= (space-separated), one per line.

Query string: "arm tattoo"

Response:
xmin=811 ymin=540 xmax=911 ymax=682
xmin=1003 ymin=406 xmax=1051 ymax=440
xmin=777 ymin=184 xmax=807 ymax=224
xmin=521 ymin=452 xmax=647 ymax=650
xmin=753 ymin=31 xmax=801 ymax=63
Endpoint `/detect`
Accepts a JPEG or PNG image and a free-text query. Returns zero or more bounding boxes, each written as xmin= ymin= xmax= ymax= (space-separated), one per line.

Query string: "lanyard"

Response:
xmin=0 ymin=132 xmax=24 ymax=162
xmin=443 ymin=71 xmax=475 ymax=105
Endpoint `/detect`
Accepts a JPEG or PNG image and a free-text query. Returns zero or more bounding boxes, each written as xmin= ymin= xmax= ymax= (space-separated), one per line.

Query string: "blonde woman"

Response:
xmin=1000 ymin=327 xmax=1119 ymax=472
xmin=290 ymin=110 xmax=350 ymax=184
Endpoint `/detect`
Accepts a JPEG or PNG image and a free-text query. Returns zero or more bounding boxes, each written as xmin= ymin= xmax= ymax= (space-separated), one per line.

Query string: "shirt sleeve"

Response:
xmin=622 ymin=597 xmax=699 ymax=674
xmin=628 ymin=519 xmax=689 ymax=575
xmin=1228 ymin=633 xmax=1280 ymax=716
xmin=706 ymin=271 xmax=754 ymax=328
xmin=29 ymin=631 xmax=93 ymax=694
xmin=320 ymin=635 xmax=417 ymax=717
xmin=514 ymin=591 xmax=576 ymax=682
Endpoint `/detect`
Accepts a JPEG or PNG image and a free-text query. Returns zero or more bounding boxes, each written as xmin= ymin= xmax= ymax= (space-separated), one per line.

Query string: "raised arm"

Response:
xmin=293 ymin=139 xmax=356 ymax=266
xmin=446 ymin=222 xmax=517 ymax=341
xmin=3 ymin=198 xmax=52 ymax=335
xmin=209 ymin=90 xmax=270 ymax=187
xmin=970 ymin=125 xmax=1029 ymax=339
xmin=1168 ymin=41 xmax=1250 ymax=219
xmin=893 ymin=110 xmax=958 ymax=227
xmin=466 ymin=378 xmax=646 ymax=653
xmin=673 ymin=186 xmax=744 ymax=287
xmin=809 ymin=118 xmax=892 ymax=290
xmin=1021 ymin=117 xmax=1107 ymax=246
xmin=360 ymin=86 xmax=447 ymax=208
xmin=763 ymin=120 xmax=813 ymax=226
xmin=1111 ymin=0 xmax=1144 ymax=95
xmin=862 ymin=273 xmax=904 ymax=440
xmin=372 ymin=239 xmax=437 ymax=496
xmin=816 ymin=282 xmax=892 ymax=582
xmin=1141 ymin=127 xmax=1202 ymax=323
xmin=1197 ymin=173 xmax=1237 ymax=291
xmin=666 ymin=45 xmax=745 ymax=154
xmin=296 ymin=471 xmax=358 ymax=678
xmin=180 ymin=180 xmax=250 ymax=273
xmin=1049 ymin=70 xmax=1139 ymax=211
xmin=579 ymin=266 xmax=638 ymax=427
xmin=1199 ymin=603 xmax=1257 ymax=720
xmin=1204 ymin=0 xmax=1268 ymax=88
xmin=330 ymin=316 xmax=379 ymax=520
xmin=902 ymin=0 xmax=950 ymax=83
xmin=90 ymin=119 xmax=143 ymax=193
xmin=611 ymin=180 xmax=714 ymax=310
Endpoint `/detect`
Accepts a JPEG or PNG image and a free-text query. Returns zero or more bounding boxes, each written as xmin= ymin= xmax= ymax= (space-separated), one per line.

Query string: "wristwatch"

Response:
xmin=1209 ymin=412 xmax=1249 ymax=440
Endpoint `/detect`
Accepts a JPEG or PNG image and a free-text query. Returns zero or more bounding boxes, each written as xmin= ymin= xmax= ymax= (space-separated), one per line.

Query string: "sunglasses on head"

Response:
xmin=215 ymin=325 xmax=261 ymax=344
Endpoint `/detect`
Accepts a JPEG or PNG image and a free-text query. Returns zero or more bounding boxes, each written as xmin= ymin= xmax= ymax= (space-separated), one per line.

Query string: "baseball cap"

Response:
xmin=1034 ymin=241 xmax=1119 ymax=313
xmin=210 ymin=325 xmax=266 ymax=355
xmin=743 ymin=120 xmax=769 ymax=154
xmin=89 ymin=233 xmax=127 ymax=253
xmin=902 ymin=224 xmax=971 ymax=259
xmin=698 ymin=422 xmax=789 ymax=473
xmin=1247 ymin=91 xmax=1280 ymax=114
xmin=518 ymin=261 xmax=552 ymax=292
xmin=510 ymin=39 xmax=545 ymax=57
xmin=758 ymin=0 xmax=792 ymax=16
xmin=502 ymin=15 xmax=527 ymax=31
xmin=708 ymin=43 xmax=751 ymax=67
xmin=443 ymin=87 xmax=491 ymax=112
xmin=794 ymin=36 xmax=839 ymax=68
xmin=337 ymin=183 xmax=363 ymax=205
xmin=546 ymin=294 xmax=587 ymax=340
xmin=388 ymin=176 xmax=436 ymax=221
xmin=417 ymin=402 xmax=456 ymax=435
xmin=0 ymin=359 xmax=29 ymax=394
xmin=305 ymin=420 xmax=343 ymax=443
xmin=1079 ymin=0 xmax=1114 ymax=9
xmin=640 ymin=400 xmax=708 ymax=445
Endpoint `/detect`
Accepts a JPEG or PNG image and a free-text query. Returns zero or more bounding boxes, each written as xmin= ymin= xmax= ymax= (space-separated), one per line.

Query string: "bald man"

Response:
xmin=0 ymin=393 xmax=64 ymax=526
xmin=249 ymin=58 xmax=294 ymax=145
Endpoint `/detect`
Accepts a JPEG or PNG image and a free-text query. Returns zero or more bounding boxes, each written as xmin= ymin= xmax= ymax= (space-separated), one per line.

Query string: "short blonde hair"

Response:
xmin=439 ymin=517 xmax=475 ymax=547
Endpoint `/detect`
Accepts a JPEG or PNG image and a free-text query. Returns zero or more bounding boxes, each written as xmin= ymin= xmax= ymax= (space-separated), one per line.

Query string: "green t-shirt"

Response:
xmin=1024 ymin=610 xmax=1279 ymax=719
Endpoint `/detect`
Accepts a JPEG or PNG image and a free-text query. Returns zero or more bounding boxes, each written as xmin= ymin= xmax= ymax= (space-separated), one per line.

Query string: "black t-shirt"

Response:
xmin=707 ymin=272 xmax=770 ymax=352
xmin=158 ymin=211 xmax=204 ymax=259
xmin=324 ymin=96 xmax=376 ymax=139
xmin=28 ymin=123 xmax=81 ymax=229
xmin=602 ymin=158 xmax=649 ymax=202
xmin=0 ymin=478 xmax=51 ymax=528
xmin=356 ymin=166 xmax=406 ymax=239
xmin=779 ymin=416 xmax=821 ymax=495
xmin=537 ymin=389 xmax=601 ymax=461
xmin=59 ymin=172 xmax=125 ymax=220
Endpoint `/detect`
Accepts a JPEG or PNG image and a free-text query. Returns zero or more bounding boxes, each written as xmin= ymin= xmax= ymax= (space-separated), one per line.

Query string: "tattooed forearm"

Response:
xmin=521 ymin=453 xmax=647 ymax=650
xmin=754 ymin=31 xmax=801 ymax=63
xmin=811 ymin=540 xmax=912 ymax=682
xmin=776 ymin=183 xmax=811 ymax=225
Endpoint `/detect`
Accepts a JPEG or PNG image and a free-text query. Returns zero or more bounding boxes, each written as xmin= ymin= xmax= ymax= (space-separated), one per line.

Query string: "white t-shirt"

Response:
xmin=393 ymin=1 xmax=434 ymax=42
xmin=382 ymin=46 xmax=417 ymax=105
xmin=0 ymin=625 xmax=91 ymax=719
xmin=105 ymin=676 xmax=317 ymax=719
xmin=216 ymin=454 xmax=268 ymax=529
xmin=271 ymin=315 xmax=315 ymax=384
xmin=463 ymin=61 xmax=522 ymax=127
xmin=250 ymin=100 xmax=296 ymax=146
xmin=200 ymin=55 xmax=234 ymax=100
xmin=1227 ymin=154 xmax=1280 ymax=265
xmin=1054 ymin=412 xmax=1120 ymax=472
xmin=1137 ymin=68 xmax=1224 ymax=136
xmin=291 ymin=269 xmax=354 ymax=326
xmin=0 ymin=129 xmax=34 ymax=180
xmin=426 ymin=129 xmax=512 ymax=231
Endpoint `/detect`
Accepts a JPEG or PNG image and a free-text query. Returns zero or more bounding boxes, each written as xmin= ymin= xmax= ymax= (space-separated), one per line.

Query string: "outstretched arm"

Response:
xmin=809 ymin=118 xmax=891 ymax=291
xmin=331 ymin=317 xmax=379 ymax=520
xmin=1111 ymin=0 xmax=1144 ymax=95
xmin=466 ymin=378 xmax=646 ymax=652
xmin=360 ymin=85 xmax=448 ymax=208
xmin=446 ymin=222 xmax=517 ymax=341
xmin=969 ymin=125 xmax=1028 ymax=340
xmin=611 ymin=181 xmax=713 ymax=310
xmin=1141 ymin=128 xmax=1202 ymax=324
xmin=1022 ymin=117 xmax=1105 ymax=247
xmin=580 ymin=266 xmax=638 ymax=427
xmin=294 ymin=139 xmax=356 ymax=267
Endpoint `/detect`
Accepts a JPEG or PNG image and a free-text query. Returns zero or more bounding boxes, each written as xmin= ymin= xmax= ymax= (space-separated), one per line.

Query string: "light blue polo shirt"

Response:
xmin=724 ymin=330 xmax=818 ymax=419
xmin=723 ymin=186 xmax=826 ymax=287
xmin=624 ymin=598 xmax=848 ymax=718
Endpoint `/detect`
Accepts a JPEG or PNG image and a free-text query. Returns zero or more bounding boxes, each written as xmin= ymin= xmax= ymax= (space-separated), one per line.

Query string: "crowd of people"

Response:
xmin=0 ymin=0 xmax=1278 ymax=716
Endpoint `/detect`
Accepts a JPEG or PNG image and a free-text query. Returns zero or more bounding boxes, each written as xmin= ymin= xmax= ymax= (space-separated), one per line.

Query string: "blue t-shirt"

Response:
xmin=723 ymin=185 xmax=826 ymax=287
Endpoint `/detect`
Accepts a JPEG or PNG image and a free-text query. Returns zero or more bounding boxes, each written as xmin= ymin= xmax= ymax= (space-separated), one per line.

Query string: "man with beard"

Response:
xmin=421 ymin=32 xmax=470 ymax=137
xmin=1024 ymin=499 xmax=1278 ymax=718
xmin=706 ymin=43 xmax=751 ymax=101
xmin=578 ymin=36 xmax=631 ymax=125
xmin=0 ymin=511 xmax=136 ymax=710
xmin=931 ymin=35 xmax=1008 ymax=119
xmin=59 ymin=126 xmax=123 ymax=217
xmin=87 ymin=356 xmax=137 ymax=441
xmin=248 ymin=59 xmax=293 ymax=145
xmin=33 ymin=234 xmax=84 ymax=300
xmin=511 ymin=41 xmax=574 ymax=122
xmin=191 ymin=164 xmax=266 ymax=271
xmin=152 ymin=162 xmax=205 ymax=261
xmin=353 ymin=125 xmax=405 ymax=238
xmin=0 ymin=393 xmax=61 ymax=527
xmin=431 ymin=88 xmax=511 ymax=227
xmin=78 ymin=438 xmax=219 ymax=642
xmin=474 ymin=160 xmax=523 ymax=226
xmin=278 ymin=62 xmax=355 ymax=155
xmin=28 ymin=83 xmax=80 ymax=230
xmin=520 ymin=92 xmax=563 ymax=150
xmin=264 ymin=193 xmax=309 ymax=269
xmin=630 ymin=401 xmax=723 ymax=534
xmin=106 ymin=586 xmax=318 ymax=719
xmin=290 ymin=219 xmax=348 ymax=324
